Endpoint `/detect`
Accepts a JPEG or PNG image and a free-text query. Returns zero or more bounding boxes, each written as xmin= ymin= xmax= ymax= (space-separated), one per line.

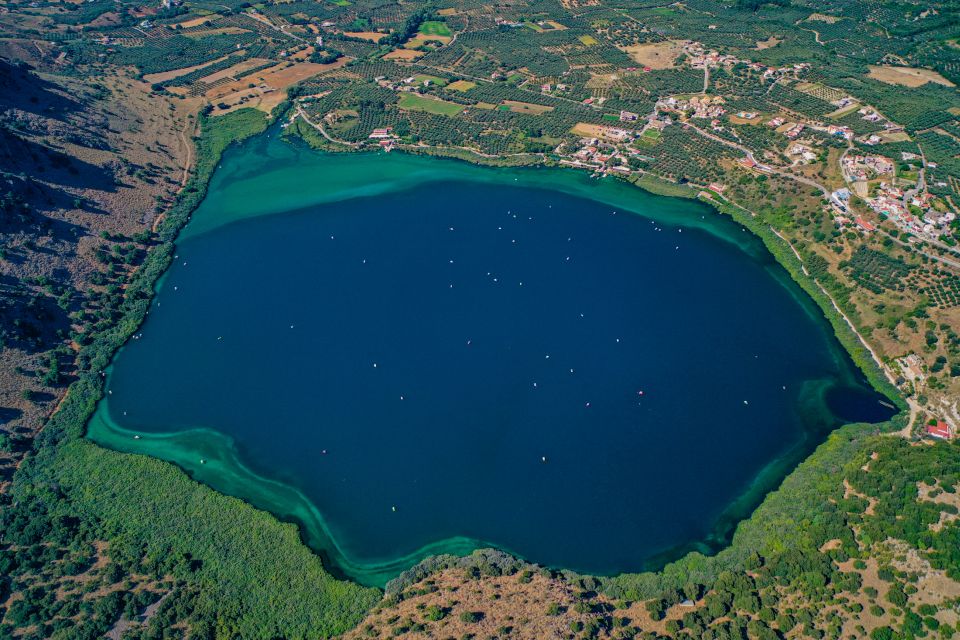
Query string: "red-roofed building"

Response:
xmin=926 ymin=421 xmax=952 ymax=439
xmin=855 ymin=217 xmax=876 ymax=232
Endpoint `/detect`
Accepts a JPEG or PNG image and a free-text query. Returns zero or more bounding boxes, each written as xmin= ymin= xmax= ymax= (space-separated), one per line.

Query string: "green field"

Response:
xmin=419 ymin=21 xmax=451 ymax=37
xmin=637 ymin=128 xmax=662 ymax=146
xmin=445 ymin=79 xmax=477 ymax=92
xmin=397 ymin=93 xmax=464 ymax=116
xmin=412 ymin=74 xmax=448 ymax=87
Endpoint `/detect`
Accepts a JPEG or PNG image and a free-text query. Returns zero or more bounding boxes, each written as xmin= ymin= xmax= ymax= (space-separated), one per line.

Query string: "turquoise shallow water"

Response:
xmin=88 ymin=134 xmax=894 ymax=587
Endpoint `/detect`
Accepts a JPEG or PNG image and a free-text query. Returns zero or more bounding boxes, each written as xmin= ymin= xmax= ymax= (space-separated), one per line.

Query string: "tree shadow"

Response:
xmin=0 ymin=127 xmax=118 ymax=193
xmin=0 ymin=58 xmax=84 ymax=121
xmin=0 ymin=273 xmax=72 ymax=355
xmin=0 ymin=407 xmax=23 ymax=426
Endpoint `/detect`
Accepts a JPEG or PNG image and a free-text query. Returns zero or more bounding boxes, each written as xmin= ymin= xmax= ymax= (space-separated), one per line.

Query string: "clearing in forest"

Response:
xmin=806 ymin=13 xmax=841 ymax=23
xmin=406 ymin=34 xmax=452 ymax=48
xmin=571 ymin=122 xmax=608 ymax=137
xmin=755 ymin=36 xmax=780 ymax=50
xmin=419 ymin=21 xmax=452 ymax=36
xmin=867 ymin=65 xmax=956 ymax=88
xmin=174 ymin=15 xmax=214 ymax=28
xmin=344 ymin=31 xmax=387 ymax=42
xmin=183 ymin=27 xmax=250 ymax=38
xmin=621 ymin=41 xmax=684 ymax=69
xmin=397 ymin=93 xmax=465 ymax=116
xmin=446 ymin=80 xmax=477 ymax=92
xmin=500 ymin=100 xmax=554 ymax=115
xmin=384 ymin=49 xmax=423 ymax=61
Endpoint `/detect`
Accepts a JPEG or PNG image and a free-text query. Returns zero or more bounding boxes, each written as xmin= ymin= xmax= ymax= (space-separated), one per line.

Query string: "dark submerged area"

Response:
xmin=90 ymin=136 xmax=894 ymax=585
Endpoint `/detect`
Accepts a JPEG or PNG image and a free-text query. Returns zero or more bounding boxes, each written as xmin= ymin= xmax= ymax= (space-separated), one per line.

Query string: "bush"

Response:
xmin=459 ymin=611 xmax=483 ymax=624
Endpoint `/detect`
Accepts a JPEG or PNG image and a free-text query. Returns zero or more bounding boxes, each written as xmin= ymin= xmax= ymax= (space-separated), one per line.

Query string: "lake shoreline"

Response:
xmin=84 ymin=120 xmax=898 ymax=587
xmin=290 ymin=112 xmax=903 ymax=409
xmin=87 ymin=372 xmax=872 ymax=588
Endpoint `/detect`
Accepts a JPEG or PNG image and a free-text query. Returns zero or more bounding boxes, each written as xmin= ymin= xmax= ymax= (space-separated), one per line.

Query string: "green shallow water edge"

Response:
xmin=181 ymin=136 xmax=740 ymax=249
xmin=85 ymin=409 xmax=489 ymax=587
xmin=85 ymin=131 xmax=902 ymax=589
xmin=87 ymin=369 xmax=853 ymax=588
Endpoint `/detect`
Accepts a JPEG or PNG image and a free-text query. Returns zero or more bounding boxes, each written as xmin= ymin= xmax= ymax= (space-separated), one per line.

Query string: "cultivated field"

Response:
xmin=571 ymin=122 xmax=609 ymax=137
xmin=385 ymin=49 xmax=423 ymax=60
xmin=143 ymin=55 xmax=234 ymax=84
xmin=419 ymin=21 xmax=452 ymax=37
xmin=397 ymin=93 xmax=465 ymax=116
xmin=867 ymin=65 xmax=956 ymax=88
xmin=621 ymin=41 xmax=684 ymax=69
xmin=501 ymin=100 xmax=554 ymax=114
xmin=806 ymin=12 xmax=841 ymax=23
xmin=344 ymin=31 xmax=387 ymax=42
xmin=446 ymin=80 xmax=477 ymax=91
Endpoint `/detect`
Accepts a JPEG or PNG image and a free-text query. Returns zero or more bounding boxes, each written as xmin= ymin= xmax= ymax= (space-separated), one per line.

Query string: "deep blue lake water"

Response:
xmin=90 ymin=138 xmax=893 ymax=586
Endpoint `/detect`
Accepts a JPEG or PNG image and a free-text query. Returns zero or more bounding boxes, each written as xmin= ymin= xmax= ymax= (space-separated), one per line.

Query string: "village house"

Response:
xmin=787 ymin=143 xmax=817 ymax=164
xmin=830 ymin=188 xmax=851 ymax=213
xmin=925 ymin=421 xmax=953 ymax=439
xmin=784 ymin=123 xmax=805 ymax=139
xmin=658 ymin=95 xmax=725 ymax=119
xmin=826 ymin=125 xmax=854 ymax=140
xmin=842 ymin=154 xmax=895 ymax=181
xmin=368 ymin=127 xmax=395 ymax=139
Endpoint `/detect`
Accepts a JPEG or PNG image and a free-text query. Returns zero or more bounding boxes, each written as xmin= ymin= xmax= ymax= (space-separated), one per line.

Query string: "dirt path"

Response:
xmin=243 ymin=11 xmax=306 ymax=43
xmin=150 ymin=117 xmax=196 ymax=234
xmin=818 ymin=282 xmax=890 ymax=381
xmin=801 ymin=27 xmax=825 ymax=45
xmin=178 ymin=119 xmax=195 ymax=187
xmin=771 ymin=227 xmax=809 ymax=275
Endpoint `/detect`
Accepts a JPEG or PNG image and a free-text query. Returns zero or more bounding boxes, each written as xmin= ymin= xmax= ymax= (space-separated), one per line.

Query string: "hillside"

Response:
xmin=0 ymin=0 xmax=959 ymax=637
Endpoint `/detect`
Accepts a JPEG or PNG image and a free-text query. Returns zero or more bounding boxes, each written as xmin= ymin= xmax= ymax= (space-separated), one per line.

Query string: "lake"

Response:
xmin=87 ymin=132 xmax=894 ymax=587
